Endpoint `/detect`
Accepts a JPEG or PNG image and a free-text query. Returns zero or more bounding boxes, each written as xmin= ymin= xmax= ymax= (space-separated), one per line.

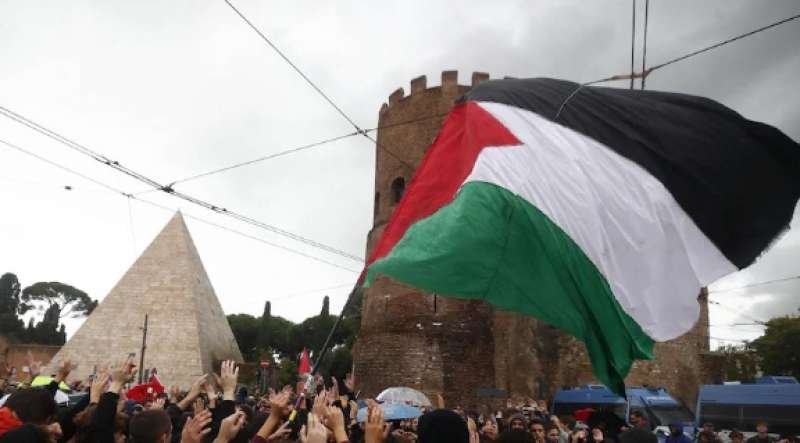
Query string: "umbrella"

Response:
xmin=357 ymin=403 xmax=422 ymax=423
xmin=376 ymin=387 xmax=432 ymax=407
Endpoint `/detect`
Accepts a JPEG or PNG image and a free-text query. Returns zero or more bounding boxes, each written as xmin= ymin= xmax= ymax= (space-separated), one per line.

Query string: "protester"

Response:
xmin=665 ymin=422 xmax=690 ymax=443
xmin=0 ymin=355 xmax=786 ymax=443
xmin=730 ymin=430 xmax=745 ymax=443
xmin=746 ymin=421 xmax=776 ymax=443
xmin=530 ymin=419 xmax=546 ymax=443
xmin=627 ymin=411 xmax=649 ymax=431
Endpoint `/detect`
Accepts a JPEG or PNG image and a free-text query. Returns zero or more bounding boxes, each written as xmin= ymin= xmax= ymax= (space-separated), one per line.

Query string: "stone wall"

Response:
xmin=353 ymin=72 xmax=712 ymax=410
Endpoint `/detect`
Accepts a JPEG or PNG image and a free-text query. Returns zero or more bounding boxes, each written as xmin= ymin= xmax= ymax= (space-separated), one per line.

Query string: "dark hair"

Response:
xmin=5 ymin=387 xmax=57 ymax=424
xmin=499 ymin=430 xmax=532 ymax=443
xmin=233 ymin=411 xmax=267 ymax=443
xmin=129 ymin=409 xmax=172 ymax=443
xmin=630 ymin=410 xmax=645 ymax=419
xmin=620 ymin=428 xmax=657 ymax=443
xmin=417 ymin=409 xmax=469 ymax=443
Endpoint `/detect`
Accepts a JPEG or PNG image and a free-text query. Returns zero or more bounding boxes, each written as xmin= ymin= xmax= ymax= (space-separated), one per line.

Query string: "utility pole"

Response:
xmin=138 ymin=314 xmax=148 ymax=384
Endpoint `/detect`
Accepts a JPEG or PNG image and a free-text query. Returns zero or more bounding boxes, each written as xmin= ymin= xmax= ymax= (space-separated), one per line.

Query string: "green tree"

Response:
xmin=321 ymin=295 xmax=330 ymax=316
xmin=227 ymin=313 xmax=260 ymax=361
xmin=275 ymin=358 xmax=298 ymax=388
xmin=751 ymin=314 xmax=800 ymax=378
xmin=0 ymin=273 xmax=27 ymax=341
xmin=713 ymin=344 xmax=759 ymax=382
xmin=27 ymin=304 xmax=64 ymax=345
xmin=21 ymin=282 xmax=97 ymax=322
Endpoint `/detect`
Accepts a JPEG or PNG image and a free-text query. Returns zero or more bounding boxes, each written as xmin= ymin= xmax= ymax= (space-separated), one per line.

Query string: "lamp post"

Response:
xmin=138 ymin=314 xmax=148 ymax=384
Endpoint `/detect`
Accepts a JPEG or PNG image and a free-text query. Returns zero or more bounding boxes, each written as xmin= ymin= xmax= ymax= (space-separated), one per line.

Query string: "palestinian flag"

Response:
xmin=363 ymin=78 xmax=800 ymax=394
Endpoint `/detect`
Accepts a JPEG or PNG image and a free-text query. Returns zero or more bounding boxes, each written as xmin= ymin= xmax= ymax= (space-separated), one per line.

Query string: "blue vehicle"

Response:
xmin=552 ymin=385 xmax=693 ymax=429
xmin=627 ymin=387 xmax=694 ymax=428
xmin=696 ymin=376 xmax=800 ymax=435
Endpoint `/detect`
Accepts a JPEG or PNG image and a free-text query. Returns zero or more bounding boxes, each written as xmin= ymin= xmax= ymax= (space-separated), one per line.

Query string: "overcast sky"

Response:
xmin=1 ymin=0 xmax=798 ymax=350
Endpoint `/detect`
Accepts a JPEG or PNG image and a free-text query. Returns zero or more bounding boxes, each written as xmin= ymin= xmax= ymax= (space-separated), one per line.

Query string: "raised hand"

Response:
xmin=169 ymin=385 xmax=180 ymax=403
xmin=203 ymin=379 xmax=219 ymax=409
xmin=266 ymin=421 xmax=291 ymax=441
xmin=181 ymin=409 xmax=212 ymax=443
xmin=150 ymin=397 xmax=166 ymax=410
xmin=268 ymin=389 xmax=290 ymax=415
xmin=214 ymin=410 xmax=245 ymax=443
xmin=365 ymin=404 xmax=386 ymax=443
xmin=325 ymin=406 xmax=348 ymax=443
xmin=344 ymin=373 xmax=355 ymax=392
xmin=177 ymin=374 xmax=207 ymax=411
xmin=300 ymin=413 xmax=328 ymax=443
xmin=193 ymin=398 xmax=206 ymax=417
xmin=90 ymin=372 xmax=110 ymax=404
xmin=108 ymin=356 xmax=135 ymax=393
xmin=55 ymin=360 xmax=76 ymax=383
xmin=26 ymin=351 xmax=43 ymax=379
xmin=311 ymin=388 xmax=327 ymax=418
xmin=219 ymin=360 xmax=239 ymax=401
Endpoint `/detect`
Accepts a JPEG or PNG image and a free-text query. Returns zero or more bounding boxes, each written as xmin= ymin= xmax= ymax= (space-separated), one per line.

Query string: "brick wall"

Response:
xmin=0 ymin=336 xmax=61 ymax=376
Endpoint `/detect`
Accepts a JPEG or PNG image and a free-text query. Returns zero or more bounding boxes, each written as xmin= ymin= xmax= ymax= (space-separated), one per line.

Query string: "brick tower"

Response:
xmin=354 ymin=71 xmax=496 ymax=408
xmin=354 ymin=72 xmax=711 ymax=409
xmin=44 ymin=212 xmax=243 ymax=388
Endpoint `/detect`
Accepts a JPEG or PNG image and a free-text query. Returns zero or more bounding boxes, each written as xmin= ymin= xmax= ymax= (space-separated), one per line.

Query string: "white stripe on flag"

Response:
xmin=464 ymin=101 xmax=736 ymax=340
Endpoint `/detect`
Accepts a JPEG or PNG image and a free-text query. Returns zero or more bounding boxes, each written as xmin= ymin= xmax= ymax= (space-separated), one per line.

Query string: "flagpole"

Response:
xmin=310 ymin=283 xmax=359 ymax=375
xmin=288 ymin=282 xmax=359 ymax=422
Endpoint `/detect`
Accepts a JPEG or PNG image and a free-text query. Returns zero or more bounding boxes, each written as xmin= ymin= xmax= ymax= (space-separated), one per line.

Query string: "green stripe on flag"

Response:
xmin=365 ymin=181 xmax=654 ymax=394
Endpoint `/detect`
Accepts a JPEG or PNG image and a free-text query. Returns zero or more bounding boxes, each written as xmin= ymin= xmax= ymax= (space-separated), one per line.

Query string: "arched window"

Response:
xmin=391 ymin=177 xmax=405 ymax=204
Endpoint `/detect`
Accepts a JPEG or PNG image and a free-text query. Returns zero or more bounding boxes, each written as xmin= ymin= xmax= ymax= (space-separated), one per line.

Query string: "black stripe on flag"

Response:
xmin=462 ymin=78 xmax=800 ymax=269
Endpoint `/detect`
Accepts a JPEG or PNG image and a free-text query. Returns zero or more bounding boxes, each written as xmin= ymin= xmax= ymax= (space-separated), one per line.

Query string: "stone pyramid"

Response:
xmin=45 ymin=212 xmax=243 ymax=388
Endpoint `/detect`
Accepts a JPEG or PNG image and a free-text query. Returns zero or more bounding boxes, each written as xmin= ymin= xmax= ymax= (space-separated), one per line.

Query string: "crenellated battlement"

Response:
xmin=379 ymin=70 xmax=491 ymax=115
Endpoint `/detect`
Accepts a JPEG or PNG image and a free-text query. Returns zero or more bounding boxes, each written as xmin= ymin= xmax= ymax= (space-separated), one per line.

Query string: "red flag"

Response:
xmin=298 ymin=348 xmax=311 ymax=375
xmin=127 ymin=382 xmax=165 ymax=403
xmin=148 ymin=368 xmax=163 ymax=390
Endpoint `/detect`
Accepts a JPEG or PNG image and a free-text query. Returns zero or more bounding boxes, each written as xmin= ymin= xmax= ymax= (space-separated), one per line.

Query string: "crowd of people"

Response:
xmin=0 ymin=356 xmax=793 ymax=443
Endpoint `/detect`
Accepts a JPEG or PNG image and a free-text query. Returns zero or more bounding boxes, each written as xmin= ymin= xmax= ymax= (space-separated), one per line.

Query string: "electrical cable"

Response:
xmin=640 ymin=0 xmax=649 ymax=90
xmin=557 ymin=11 xmax=800 ymax=117
xmin=221 ymin=0 xmax=416 ymax=172
xmin=630 ymin=0 xmax=636 ymax=90
xmin=222 ymin=0 xmax=361 ymax=133
xmin=708 ymin=274 xmax=800 ymax=293
xmin=646 ymin=12 xmax=800 ymax=76
xmin=0 ymin=136 xmax=362 ymax=274
xmin=0 ymin=105 xmax=364 ymax=262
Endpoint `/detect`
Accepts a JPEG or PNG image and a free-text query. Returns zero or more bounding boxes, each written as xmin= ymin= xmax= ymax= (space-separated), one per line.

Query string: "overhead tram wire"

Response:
xmin=221 ymin=0 xmax=415 ymax=172
xmin=707 ymin=300 xmax=768 ymax=326
xmin=556 ymin=11 xmax=800 ymax=117
xmin=640 ymin=0 xmax=649 ymax=90
xmin=644 ymin=11 xmax=800 ymax=78
xmin=222 ymin=0 xmax=360 ymax=132
xmin=0 ymin=105 xmax=364 ymax=263
xmin=708 ymin=274 xmax=800 ymax=293
xmin=630 ymin=0 xmax=636 ymax=90
xmin=162 ymin=110 xmax=442 ymax=187
xmin=0 ymin=137 xmax=133 ymax=198
xmin=0 ymin=136 xmax=361 ymax=274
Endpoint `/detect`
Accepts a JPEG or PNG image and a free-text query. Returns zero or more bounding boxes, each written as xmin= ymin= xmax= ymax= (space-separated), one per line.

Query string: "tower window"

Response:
xmin=374 ymin=192 xmax=380 ymax=219
xmin=391 ymin=177 xmax=405 ymax=204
